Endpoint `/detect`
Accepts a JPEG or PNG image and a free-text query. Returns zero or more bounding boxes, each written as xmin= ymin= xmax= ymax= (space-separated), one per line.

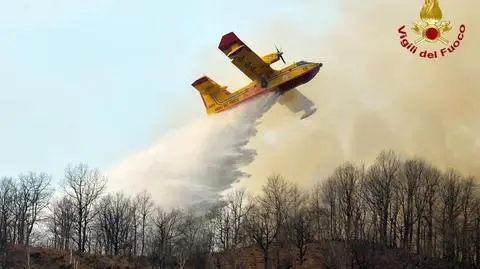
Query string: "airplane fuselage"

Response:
xmin=211 ymin=61 xmax=322 ymax=113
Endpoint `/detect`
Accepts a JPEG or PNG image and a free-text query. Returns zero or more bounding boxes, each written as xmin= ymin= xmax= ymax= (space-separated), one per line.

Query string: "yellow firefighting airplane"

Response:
xmin=192 ymin=32 xmax=322 ymax=119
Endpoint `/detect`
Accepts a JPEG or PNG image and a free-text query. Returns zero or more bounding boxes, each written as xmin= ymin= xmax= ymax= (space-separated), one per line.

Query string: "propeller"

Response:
xmin=275 ymin=44 xmax=286 ymax=64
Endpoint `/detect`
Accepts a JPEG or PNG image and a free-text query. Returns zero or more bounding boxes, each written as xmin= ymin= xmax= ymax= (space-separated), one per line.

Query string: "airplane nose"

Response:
xmin=311 ymin=63 xmax=321 ymax=76
xmin=297 ymin=62 xmax=322 ymax=84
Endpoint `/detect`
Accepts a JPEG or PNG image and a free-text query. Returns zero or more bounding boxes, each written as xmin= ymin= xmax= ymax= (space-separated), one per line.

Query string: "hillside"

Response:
xmin=3 ymin=246 xmax=149 ymax=269
xmin=3 ymin=241 xmax=469 ymax=269
xmin=209 ymin=241 xmax=465 ymax=269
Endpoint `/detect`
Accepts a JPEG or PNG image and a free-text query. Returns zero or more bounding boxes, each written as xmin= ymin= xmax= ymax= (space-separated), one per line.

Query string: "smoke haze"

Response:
xmin=238 ymin=0 xmax=480 ymax=193
xmin=107 ymin=0 xmax=480 ymax=205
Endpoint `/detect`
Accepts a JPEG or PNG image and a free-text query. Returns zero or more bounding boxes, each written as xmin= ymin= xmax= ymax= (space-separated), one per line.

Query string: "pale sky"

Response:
xmin=0 ymin=0 xmax=338 ymax=180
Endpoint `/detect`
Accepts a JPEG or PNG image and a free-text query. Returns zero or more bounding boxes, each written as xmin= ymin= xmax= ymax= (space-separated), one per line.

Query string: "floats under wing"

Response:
xmin=218 ymin=32 xmax=276 ymax=81
xmin=278 ymin=88 xmax=317 ymax=119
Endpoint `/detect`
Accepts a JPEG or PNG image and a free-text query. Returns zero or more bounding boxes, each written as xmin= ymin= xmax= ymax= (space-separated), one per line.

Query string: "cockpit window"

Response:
xmin=296 ymin=61 xmax=309 ymax=66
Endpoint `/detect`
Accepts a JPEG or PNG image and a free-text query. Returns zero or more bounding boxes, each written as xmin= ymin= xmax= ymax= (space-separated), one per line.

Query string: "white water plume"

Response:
xmin=105 ymin=91 xmax=281 ymax=209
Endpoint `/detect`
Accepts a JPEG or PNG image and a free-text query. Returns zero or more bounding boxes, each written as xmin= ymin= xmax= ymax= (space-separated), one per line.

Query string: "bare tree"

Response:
xmin=20 ymin=172 xmax=53 ymax=242
xmin=174 ymin=210 xmax=205 ymax=269
xmin=135 ymin=190 xmax=154 ymax=256
xmin=363 ymin=149 xmax=401 ymax=247
xmin=150 ymin=208 xmax=182 ymax=269
xmin=286 ymin=185 xmax=312 ymax=265
xmin=439 ymin=170 xmax=463 ymax=262
xmin=472 ymin=198 xmax=480 ymax=266
xmin=225 ymin=188 xmax=250 ymax=268
xmin=97 ymin=192 xmax=134 ymax=256
xmin=243 ymin=197 xmax=278 ymax=269
xmin=0 ymin=177 xmax=15 ymax=268
xmin=63 ymin=163 xmax=106 ymax=252
xmin=459 ymin=176 xmax=475 ymax=263
xmin=260 ymin=174 xmax=293 ymax=268
xmin=322 ymin=177 xmax=339 ymax=240
xmin=334 ymin=163 xmax=363 ymax=241
xmin=421 ymin=164 xmax=441 ymax=257
xmin=49 ymin=196 xmax=75 ymax=250
xmin=310 ymin=182 xmax=329 ymax=241
xmin=208 ymin=188 xmax=250 ymax=268
xmin=17 ymin=172 xmax=53 ymax=269
xmin=399 ymin=158 xmax=425 ymax=251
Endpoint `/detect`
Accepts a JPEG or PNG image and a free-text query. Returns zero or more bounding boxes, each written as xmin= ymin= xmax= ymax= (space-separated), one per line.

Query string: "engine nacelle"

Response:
xmin=261 ymin=52 xmax=280 ymax=65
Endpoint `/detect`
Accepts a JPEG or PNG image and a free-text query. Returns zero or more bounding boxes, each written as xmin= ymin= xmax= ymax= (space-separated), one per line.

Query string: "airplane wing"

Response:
xmin=218 ymin=32 xmax=276 ymax=81
xmin=278 ymin=88 xmax=317 ymax=119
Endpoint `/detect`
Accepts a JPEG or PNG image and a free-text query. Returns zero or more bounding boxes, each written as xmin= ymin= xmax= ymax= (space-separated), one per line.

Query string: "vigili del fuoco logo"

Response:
xmin=398 ymin=0 xmax=466 ymax=59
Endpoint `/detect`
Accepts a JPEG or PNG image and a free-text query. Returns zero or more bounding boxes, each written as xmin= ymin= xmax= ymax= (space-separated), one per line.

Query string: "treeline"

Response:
xmin=0 ymin=150 xmax=480 ymax=269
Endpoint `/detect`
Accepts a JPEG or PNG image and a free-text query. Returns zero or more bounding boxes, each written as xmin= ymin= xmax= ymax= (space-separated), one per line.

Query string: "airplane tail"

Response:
xmin=192 ymin=76 xmax=231 ymax=114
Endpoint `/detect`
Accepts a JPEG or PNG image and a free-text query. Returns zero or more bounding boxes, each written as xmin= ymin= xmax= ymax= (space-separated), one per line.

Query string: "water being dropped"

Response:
xmin=106 ymin=91 xmax=280 ymax=209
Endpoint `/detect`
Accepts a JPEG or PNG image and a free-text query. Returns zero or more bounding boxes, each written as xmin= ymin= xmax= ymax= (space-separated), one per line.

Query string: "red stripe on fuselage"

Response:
xmin=213 ymin=66 xmax=320 ymax=113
